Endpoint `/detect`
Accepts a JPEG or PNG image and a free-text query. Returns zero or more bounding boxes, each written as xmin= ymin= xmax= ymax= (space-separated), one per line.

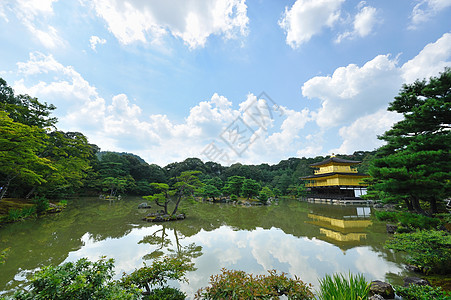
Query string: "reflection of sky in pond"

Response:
xmin=63 ymin=225 xmax=402 ymax=299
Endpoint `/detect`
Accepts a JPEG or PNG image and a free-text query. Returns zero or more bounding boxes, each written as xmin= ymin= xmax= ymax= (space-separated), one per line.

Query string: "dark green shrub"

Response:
xmin=230 ymin=194 xmax=237 ymax=202
xmin=394 ymin=284 xmax=451 ymax=300
xmin=145 ymin=287 xmax=186 ymax=300
xmin=385 ymin=230 xmax=451 ymax=274
xmin=316 ymin=273 xmax=370 ymax=300
xmin=195 ymin=268 xmax=314 ymax=299
xmin=374 ymin=211 xmax=441 ymax=231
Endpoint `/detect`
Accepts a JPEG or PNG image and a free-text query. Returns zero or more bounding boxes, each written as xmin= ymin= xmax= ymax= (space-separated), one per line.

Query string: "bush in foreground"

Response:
xmin=394 ymin=284 xmax=451 ymax=300
xmin=194 ymin=268 xmax=314 ymax=299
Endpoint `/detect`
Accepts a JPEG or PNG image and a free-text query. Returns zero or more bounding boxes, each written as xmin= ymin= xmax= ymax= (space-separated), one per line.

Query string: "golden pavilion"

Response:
xmin=301 ymin=155 xmax=369 ymax=199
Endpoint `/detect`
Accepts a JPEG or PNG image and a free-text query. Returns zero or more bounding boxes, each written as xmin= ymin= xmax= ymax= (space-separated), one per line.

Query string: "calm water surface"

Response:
xmin=0 ymin=197 xmax=413 ymax=297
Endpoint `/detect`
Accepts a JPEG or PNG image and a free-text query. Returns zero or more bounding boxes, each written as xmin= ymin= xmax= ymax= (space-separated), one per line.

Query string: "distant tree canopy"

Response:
xmin=367 ymin=68 xmax=451 ymax=213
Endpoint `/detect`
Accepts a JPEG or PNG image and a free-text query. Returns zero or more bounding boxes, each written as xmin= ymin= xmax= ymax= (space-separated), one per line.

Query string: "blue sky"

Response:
xmin=0 ymin=0 xmax=450 ymax=166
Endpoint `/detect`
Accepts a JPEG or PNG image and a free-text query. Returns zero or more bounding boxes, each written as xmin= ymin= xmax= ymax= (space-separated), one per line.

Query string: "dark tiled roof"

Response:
xmin=310 ymin=157 xmax=361 ymax=167
xmin=301 ymin=172 xmax=368 ymax=179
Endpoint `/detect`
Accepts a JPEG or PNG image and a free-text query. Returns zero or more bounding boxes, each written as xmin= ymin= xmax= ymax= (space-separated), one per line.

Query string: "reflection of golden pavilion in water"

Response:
xmin=307 ymin=207 xmax=372 ymax=251
xmin=301 ymin=155 xmax=369 ymax=203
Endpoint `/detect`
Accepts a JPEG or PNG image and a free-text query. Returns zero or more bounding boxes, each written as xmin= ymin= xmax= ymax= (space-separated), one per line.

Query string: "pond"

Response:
xmin=0 ymin=197 xmax=413 ymax=297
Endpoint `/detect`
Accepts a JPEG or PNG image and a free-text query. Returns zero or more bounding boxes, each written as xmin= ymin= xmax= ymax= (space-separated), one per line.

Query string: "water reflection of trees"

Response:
xmin=139 ymin=226 xmax=202 ymax=269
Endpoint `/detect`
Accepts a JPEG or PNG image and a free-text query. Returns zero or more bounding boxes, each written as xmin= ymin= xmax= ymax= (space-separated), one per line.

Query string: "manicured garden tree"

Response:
xmin=171 ymin=170 xmax=203 ymax=215
xmin=144 ymin=183 xmax=171 ymax=215
xmin=121 ymin=256 xmax=194 ymax=297
xmin=202 ymin=184 xmax=221 ymax=201
xmin=144 ymin=171 xmax=203 ymax=216
xmin=222 ymin=176 xmax=245 ymax=196
xmin=241 ymin=178 xmax=261 ymax=200
xmin=367 ymin=69 xmax=451 ymax=213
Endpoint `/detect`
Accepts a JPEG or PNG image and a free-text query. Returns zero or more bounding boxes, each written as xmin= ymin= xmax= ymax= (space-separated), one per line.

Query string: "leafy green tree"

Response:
xmin=171 ymin=170 xmax=203 ymax=215
xmin=241 ymin=178 xmax=261 ymax=199
xmin=145 ymin=171 xmax=203 ymax=216
xmin=144 ymin=183 xmax=171 ymax=214
xmin=368 ymin=69 xmax=451 ymax=213
xmin=12 ymin=257 xmax=140 ymax=299
xmin=222 ymin=175 xmax=245 ymax=196
xmin=0 ymin=111 xmax=53 ymax=200
xmin=0 ymin=78 xmax=57 ymax=129
xmin=121 ymin=256 xmax=193 ymax=296
xmin=102 ymin=176 xmax=133 ymax=197
xmin=202 ymin=184 xmax=221 ymax=201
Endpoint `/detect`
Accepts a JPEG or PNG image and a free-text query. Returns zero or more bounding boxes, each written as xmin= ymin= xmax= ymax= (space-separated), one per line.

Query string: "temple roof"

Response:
xmin=310 ymin=157 xmax=361 ymax=167
xmin=301 ymin=172 xmax=368 ymax=179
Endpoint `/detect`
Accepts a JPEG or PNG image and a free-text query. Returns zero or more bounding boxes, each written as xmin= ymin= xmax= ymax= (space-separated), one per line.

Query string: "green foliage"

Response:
xmin=258 ymin=190 xmax=269 ymax=205
xmin=374 ymin=211 xmax=441 ymax=231
xmin=394 ymin=284 xmax=451 ymax=300
xmin=121 ymin=256 xmax=194 ymax=294
xmin=367 ymin=69 xmax=451 ymax=213
xmin=316 ymin=273 xmax=370 ymax=300
xmin=230 ymin=194 xmax=237 ymax=202
xmin=7 ymin=206 xmax=35 ymax=221
xmin=144 ymin=287 xmax=186 ymax=300
xmin=195 ymin=268 xmax=314 ymax=299
xmin=12 ymin=257 xmax=140 ymax=300
xmin=241 ymin=178 xmax=261 ymax=199
xmin=33 ymin=196 xmax=49 ymax=215
xmin=385 ymin=230 xmax=451 ymax=274
xmin=202 ymin=184 xmax=221 ymax=201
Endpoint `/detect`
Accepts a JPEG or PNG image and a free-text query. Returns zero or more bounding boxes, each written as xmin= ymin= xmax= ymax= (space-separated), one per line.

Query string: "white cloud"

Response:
xmin=279 ymin=0 xmax=344 ymax=48
xmin=84 ymin=0 xmax=249 ymax=49
xmin=5 ymin=0 xmax=64 ymax=49
xmin=410 ymin=0 xmax=451 ymax=28
xmin=336 ymin=3 xmax=379 ymax=43
xmin=331 ymin=109 xmax=402 ymax=154
xmin=401 ymin=32 xmax=451 ymax=83
xmin=90 ymin=35 xmax=107 ymax=51
xmin=302 ymin=54 xmax=402 ymax=128
xmin=306 ymin=32 xmax=451 ymax=154
xmin=13 ymin=52 xmax=312 ymax=166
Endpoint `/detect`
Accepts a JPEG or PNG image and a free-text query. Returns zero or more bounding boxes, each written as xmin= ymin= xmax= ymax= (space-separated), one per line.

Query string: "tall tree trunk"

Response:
xmin=171 ymin=195 xmax=182 ymax=216
xmin=404 ymin=198 xmax=413 ymax=211
xmin=430 ymin=197 xmax=438 ymax=214
xmin=411 ymin=196 xmax=423 ymax=213
xmin=25 ymin=186 xmax=36 ymax=199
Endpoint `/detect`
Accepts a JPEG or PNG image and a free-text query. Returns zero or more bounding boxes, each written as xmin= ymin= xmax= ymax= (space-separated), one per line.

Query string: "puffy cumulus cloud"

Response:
xmin=3 ymin=0 xmax=64 ymax=48
xmin=410 ymin=0 xmax=451 ymax=28
xmin=84 ymin=0 xmax=249 ymax=49
xmin=12 ymin=52 xmax=312 ymax=166
xmin=302 ymin=54 xmax=402 ymax=128
xmin=89 ymin=35 xmax=107 ymax=51
xmin=331 ymin=109 xmax=402 ymax=154
xmin=401 ymin=32 xmax=451 ymax=83
xmin=304 ymin=32 xmax=450 ymax=155
xmin=279 ymin=0 xmax=344 ymax=48
xmin=336 ymin=3 xmax=379 ymax=43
